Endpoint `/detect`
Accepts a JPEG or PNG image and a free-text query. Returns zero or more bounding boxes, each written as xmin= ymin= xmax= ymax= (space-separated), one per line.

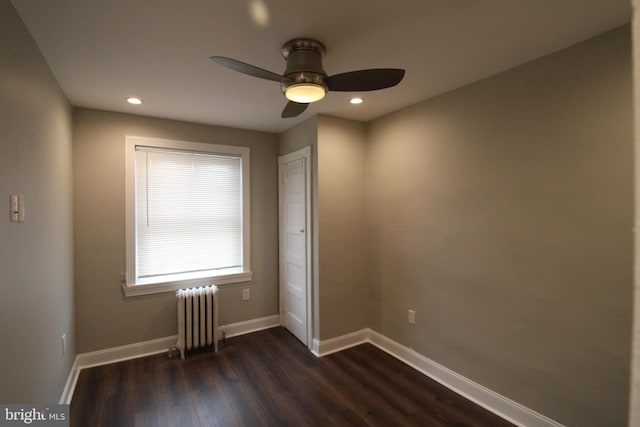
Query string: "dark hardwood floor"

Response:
xmin=71 ymin=327 xmax=514 ymax=427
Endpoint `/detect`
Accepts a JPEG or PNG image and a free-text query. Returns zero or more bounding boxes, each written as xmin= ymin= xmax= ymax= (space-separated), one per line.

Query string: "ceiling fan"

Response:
xmin=210 ymin=38 xmax=405 ymax=118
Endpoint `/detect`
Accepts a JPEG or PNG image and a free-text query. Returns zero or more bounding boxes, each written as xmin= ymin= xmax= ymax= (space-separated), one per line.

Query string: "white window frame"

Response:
xmin=124 ymin=135 xmax=251 ymax=297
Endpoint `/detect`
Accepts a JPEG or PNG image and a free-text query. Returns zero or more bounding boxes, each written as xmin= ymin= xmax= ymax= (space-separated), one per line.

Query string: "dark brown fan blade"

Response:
xmin=210 ymin=56 xmax=283 ymax=83
xmin=282 ymin=102 xmax=309 ymax=118
xmin=327 ymin=68 xmax=405 ymax=91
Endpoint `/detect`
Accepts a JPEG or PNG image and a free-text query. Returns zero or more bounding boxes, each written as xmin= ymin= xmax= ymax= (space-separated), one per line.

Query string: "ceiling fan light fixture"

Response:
xmin=211 ymin=37 xmax=405 ymax=118
xmin=285 ymin=83 xmax=326 ymax=103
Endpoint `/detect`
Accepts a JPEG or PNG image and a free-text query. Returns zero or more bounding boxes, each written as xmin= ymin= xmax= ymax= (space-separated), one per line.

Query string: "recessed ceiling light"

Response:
xmin=126 ymin=97 xmax=143 ymax=105
xmin=350 ymin=97 xmax=363 ymax=104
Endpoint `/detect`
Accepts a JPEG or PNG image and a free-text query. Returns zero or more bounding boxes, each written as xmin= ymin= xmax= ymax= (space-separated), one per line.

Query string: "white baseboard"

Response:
xmin=311 ymin=328 xmax=369 ymax=357
xmin=77 ymin=335 xmax=179 ymax=370
xmin=59 ymin=357 xmax=80 ymax=405
xmin=60 ymin=314 xmax=281 ymax=404
xmin=219 ymin=314 xmax=281 ymax=338
xmin=59 ymin=335 xmax=177 ymax=405
xmin=314 ymin=329 xmax=563 ymax=427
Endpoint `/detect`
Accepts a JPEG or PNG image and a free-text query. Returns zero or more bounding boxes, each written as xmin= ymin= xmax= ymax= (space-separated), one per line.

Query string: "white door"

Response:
xmin=279 ymin=147 xmax=311 ymax=346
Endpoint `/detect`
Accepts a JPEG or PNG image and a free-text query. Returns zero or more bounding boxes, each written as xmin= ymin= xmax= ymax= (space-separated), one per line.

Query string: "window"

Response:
xmin=124 ymin=136 xmax=251 ymax=296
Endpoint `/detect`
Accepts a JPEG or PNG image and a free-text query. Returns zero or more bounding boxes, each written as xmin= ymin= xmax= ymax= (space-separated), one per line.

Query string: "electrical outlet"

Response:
xmin=17 ymin=195 xmax=25 ymax=222
xmin=9 ymin=194 xmax=18 ymax=222
xmin=408 ymin=309 xmax=415 ymax=325
xmin=9 ymin=195 xmax=25 ymax=222
xmin=242 ymin=288 xmax=250 ymax=301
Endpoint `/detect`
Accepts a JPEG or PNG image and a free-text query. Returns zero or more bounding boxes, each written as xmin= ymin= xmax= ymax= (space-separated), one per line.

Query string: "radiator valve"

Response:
xmin=168 ymin=344 xmax=178 ymax=358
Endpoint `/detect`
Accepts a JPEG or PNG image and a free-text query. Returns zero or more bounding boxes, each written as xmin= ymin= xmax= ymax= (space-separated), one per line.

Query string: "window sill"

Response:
xmin=122 ymin=271 xmax=252 ymax=297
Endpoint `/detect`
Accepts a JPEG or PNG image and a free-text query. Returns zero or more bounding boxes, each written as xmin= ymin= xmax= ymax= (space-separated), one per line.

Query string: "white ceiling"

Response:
xmin=12 ymin=0 xmax=631 ymax=133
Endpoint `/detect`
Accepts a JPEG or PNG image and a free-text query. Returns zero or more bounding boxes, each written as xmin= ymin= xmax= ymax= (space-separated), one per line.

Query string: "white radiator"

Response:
xmin=176 ymin=285 xmax=219 ymax=359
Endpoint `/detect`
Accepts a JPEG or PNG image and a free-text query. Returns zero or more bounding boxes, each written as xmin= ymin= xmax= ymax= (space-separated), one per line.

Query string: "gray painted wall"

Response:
xmin=279 ymin=116 xmax=317 ymax=157
xmin=73 ymin=109 xmax=279 ymax=353
xmin=0 ymin=0 xmax=75 ymax=402
xmin=316 ymin=116 xmax=368 ymax=339
xmin=366 ymin=26 xmax=632 ymax=426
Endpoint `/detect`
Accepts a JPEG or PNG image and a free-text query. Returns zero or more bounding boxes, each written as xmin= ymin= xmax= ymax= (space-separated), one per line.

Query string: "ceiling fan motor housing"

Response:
xmin=280 ymin=38 xmax=328 ymax=96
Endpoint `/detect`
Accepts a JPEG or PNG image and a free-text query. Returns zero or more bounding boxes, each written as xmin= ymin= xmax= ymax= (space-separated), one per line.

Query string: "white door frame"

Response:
xmin=278 ymin=146 xmax=313 ymax=348
xmin=629 ymin=0 xmax=639 ymax=423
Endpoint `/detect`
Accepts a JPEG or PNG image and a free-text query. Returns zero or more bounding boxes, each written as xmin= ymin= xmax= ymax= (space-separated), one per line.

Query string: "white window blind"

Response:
xmin=135 ymin=147 xmax=242 ymax=279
